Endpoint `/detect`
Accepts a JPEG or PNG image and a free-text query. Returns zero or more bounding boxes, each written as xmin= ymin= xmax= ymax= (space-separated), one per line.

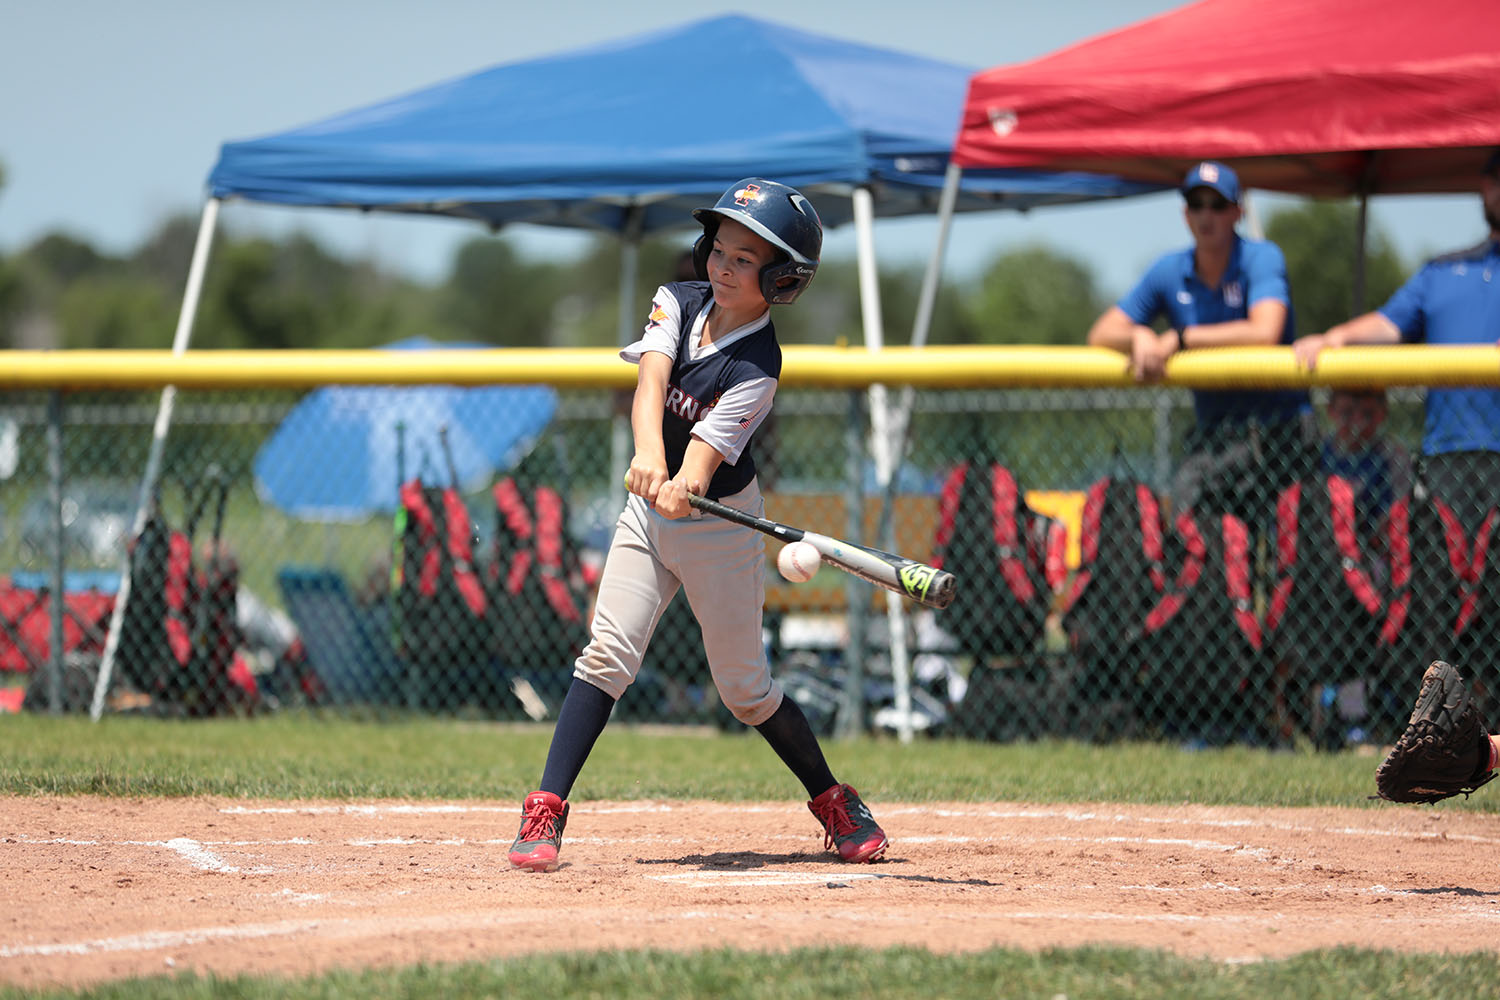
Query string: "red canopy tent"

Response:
xmin=951 ymin=0 xmax=1500 ymax=196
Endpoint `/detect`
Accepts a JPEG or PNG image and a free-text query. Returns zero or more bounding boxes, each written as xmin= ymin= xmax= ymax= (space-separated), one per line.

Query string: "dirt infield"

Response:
xmin=4 ymin=795 xmax=1499 ymax=987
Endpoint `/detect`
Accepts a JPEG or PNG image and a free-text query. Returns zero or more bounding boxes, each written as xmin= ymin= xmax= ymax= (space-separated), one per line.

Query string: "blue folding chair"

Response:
xmin=276 ymin=567 xmax=402 ymax=706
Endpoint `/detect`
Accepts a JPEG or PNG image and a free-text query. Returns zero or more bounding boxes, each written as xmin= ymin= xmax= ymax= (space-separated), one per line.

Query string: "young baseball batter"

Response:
xmin=509 ymin=178 xmax=888 ymax=872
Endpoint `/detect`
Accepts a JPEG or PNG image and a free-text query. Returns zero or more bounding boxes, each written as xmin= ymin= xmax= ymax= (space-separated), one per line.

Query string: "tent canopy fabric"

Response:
xmin=953 ymin=0 xmax=1500 ymax=197
xmin=207 ymin=13 xmax=1160 ymax=235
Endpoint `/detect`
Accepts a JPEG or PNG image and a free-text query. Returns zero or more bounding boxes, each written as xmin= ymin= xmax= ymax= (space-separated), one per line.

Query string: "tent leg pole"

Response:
xmin=871 ymin=163 xmax=961 ymax=743
xmin=851 ymin=186 xmax=913 ymax=744
xmin=610 ymin=234 xmax=640 ymax=515
xmin=883 ymin=161 xmax=962 ymax=503
xmin=911 ymin=161 xmax=962 ymax=353
xmin=892 ymin=163 xmax=962 ymax=462
xmin=91 ymin=197 xmax=221 ymax=721
xmin=1355 ymin=191 xmax=1369 ymax=313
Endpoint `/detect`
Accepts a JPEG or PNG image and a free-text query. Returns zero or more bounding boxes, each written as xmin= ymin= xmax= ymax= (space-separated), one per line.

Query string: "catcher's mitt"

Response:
xmin=1374 ymin=660 xmax=1497 ymax=804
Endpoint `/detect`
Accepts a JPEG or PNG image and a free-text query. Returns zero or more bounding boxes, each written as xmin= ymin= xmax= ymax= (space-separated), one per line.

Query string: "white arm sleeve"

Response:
xmin=619 ymin=285 xmax=682 ymax=365
xmin=692 ymin=376 xmax=777 ymax=465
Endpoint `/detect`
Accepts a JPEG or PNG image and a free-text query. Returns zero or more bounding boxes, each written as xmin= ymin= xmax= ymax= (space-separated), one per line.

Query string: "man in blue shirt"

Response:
xmin=1089 ymin=161 xmax=1314 ymax=527
xmin=1296 ymin=149 xmax=1500 ymax=537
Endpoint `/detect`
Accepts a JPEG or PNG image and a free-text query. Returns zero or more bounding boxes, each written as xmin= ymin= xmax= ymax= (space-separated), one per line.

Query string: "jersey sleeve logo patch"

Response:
xmin=647 ymin=303 xmax=669 ymax=328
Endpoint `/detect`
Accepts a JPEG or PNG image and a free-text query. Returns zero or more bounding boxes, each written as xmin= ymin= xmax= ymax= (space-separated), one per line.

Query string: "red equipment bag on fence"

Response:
xmin=1266 ymin=475 xmax=1385 ymax=646
xmin=1061 ymin=475 xmax=1169 ymax=653
xmin=1128 ymin=508 xmax=1267 ymax=745
xmin=1262 ymin=475 xmax=1388 ymax=738
xmin=116 ymin=470 xmax=256 ymax=715
xmin=397 ymin=478 xmax=488 ymax=619
xmin=488 ymin=475 xmax=590 ymax=667
xmin=932 ymin=460 xmax=1061 ymax=659
xmin=393 ymin=477 xmax=491 ymax=682
xmin=0 ymin=583 xmax=114 ymax=674
xmin=1381 ymin=489 xmax=1499 ymax=697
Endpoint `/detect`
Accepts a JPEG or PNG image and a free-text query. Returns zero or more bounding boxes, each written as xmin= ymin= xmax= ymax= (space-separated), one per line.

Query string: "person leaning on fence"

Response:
xmin=1295 ymin=148 xmax=1500 ymax=539
xmin=1087 ymin=161 xmax=1315 ymax=531
xmin=506 ymin=179 xmax=888 ymax=873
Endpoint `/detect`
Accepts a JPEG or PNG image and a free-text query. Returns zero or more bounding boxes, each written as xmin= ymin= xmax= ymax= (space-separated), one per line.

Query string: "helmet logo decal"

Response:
xmin=733 ymin=184 xmax=761 ymax=206
xmin=789 ymin=193 xmax=813 ymax=218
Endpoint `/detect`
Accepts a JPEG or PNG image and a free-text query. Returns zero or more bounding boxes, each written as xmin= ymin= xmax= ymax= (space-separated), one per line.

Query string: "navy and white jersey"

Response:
xmin=620 ymin=281 xmax=781 ymax=499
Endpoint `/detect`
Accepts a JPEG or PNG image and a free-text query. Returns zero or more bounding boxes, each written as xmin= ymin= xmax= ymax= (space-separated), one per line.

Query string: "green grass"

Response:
xmin=2 ymin=946 xmax=1497 ymax=1000
xmin=3 ymin=716 xmax=1495 ymax=998
xmin=0 ymin=712 xmax=1478 ymax=808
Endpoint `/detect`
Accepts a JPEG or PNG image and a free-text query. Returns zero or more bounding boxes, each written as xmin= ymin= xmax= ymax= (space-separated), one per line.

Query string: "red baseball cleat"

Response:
xmin=808 ymin=783 xmax=888 ymax=863
xmin=508 ymin=790 xmax=569 ymax=872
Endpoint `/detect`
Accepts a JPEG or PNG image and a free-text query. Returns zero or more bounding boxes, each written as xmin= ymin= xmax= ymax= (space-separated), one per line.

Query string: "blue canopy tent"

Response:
xmin=205 ymin=13 xmax=1156 ymax=234
xmin=101 ymin=13 xmax=1162 ymax=723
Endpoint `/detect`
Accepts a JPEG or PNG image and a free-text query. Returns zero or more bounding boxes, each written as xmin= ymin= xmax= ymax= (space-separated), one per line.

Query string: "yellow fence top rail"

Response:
xmin=3 ymin=344 xmax=1498 ymax=390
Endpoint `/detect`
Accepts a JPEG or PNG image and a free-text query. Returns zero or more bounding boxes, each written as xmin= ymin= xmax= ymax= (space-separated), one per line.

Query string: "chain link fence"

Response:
xmin=3 ymin=370 xmax=1494 ymax=749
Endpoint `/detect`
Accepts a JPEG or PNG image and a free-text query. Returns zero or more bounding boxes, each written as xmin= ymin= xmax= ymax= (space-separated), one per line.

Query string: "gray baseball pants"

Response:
xmin=572 ymin=479 xmax=784 ymax=725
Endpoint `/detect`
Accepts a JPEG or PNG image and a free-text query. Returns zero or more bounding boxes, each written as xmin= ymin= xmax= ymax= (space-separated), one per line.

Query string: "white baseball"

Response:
xmin=777 ymin=541 xmax=821 ymax=583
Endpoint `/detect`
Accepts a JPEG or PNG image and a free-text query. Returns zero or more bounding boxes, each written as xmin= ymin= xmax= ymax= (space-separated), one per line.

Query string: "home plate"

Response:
xmin=648 ymin=870 xmax=883 ymax=888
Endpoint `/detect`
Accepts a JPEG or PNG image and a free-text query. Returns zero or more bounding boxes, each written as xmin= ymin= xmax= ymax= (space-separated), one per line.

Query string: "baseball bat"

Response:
xmin=686 ymin=492 xmax=956 ymax=610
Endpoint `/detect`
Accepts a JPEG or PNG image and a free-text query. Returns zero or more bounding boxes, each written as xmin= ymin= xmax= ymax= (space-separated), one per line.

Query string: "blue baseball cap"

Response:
xmin=1181 ymin=161 xmax=1240 ymax=203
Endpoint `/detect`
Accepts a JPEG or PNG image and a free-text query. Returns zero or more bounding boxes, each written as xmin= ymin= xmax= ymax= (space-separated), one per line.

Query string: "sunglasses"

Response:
xmin=1186 ymin=195 xmax=1233 ymax=212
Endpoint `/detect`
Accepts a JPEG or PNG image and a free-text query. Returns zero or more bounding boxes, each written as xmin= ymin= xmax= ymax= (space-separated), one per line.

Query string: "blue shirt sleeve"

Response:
xmin=1117 ymin=255 xmax=1175 ymax=326
xmin=1377 ymin=268 xmax=1427 ymax=342
xmin=1243 ymin=241 xmax=1290 ymax=307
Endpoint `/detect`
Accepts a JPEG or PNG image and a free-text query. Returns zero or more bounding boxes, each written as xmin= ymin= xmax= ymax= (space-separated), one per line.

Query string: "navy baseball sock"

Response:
xmin=538 ymin=678 xmax=616 ymax=800
xmin=754 ymin=696 xmax=838 ymax=800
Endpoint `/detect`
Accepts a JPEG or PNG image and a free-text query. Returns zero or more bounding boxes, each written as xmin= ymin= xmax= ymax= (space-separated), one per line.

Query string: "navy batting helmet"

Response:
xmin=692 ymin=179 xmax=822 ymax=304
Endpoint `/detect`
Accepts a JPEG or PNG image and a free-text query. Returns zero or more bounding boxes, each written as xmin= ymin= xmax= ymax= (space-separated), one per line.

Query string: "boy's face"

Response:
xmin=704 ymin=217 xmax=776 ymax=312
xmin=1328 ymin=392 xmax=1386 ymax=450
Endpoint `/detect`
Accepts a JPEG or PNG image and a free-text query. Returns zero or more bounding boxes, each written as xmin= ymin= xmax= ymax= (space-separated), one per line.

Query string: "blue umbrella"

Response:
xmin=253 ymin=338 xmax=557 ymax=521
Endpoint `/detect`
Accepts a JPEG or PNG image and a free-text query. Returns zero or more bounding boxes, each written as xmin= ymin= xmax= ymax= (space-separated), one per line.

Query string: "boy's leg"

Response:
xmin=510 ymin=679 xmax=616 ymax=873
xmin=676 ymin=481 xmax=886 ymax=862
xmin=510 ymin=498 xmax=677 ymax=872
xmin=539 ymin=678 xmax=617 ymax=800
xmin=754 ymin=695 xmax=836 ymax=799
xmin=756 ymin=697 xmax=888 ymax=863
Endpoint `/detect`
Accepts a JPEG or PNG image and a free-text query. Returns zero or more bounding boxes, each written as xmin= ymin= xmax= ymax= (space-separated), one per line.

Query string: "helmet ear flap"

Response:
xmin=758 ymin=258 xmax=816 ymax=305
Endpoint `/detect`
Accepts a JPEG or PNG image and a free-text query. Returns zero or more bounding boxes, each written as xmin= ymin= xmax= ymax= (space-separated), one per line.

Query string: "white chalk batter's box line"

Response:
xmin=2 ymin=829 xmax=1468 ymax=899
xmin=212 ymin=803 xmax=1500 ymax=847
xmin=14 ymin=832 xmax=1500 ymax=905
xmin=895 ymin=806 xmax=1500 ymax=845
xmin=0 ymin=832 xmax=1353 ymax=860
xmin=13 ymin=829 xmax=1492 ymax=874
xmin=217 ymin=803 xmax=707 ymax=816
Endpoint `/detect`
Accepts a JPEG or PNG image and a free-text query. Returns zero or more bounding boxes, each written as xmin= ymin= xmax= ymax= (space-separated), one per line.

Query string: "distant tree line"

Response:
xmin=0 ymin=163 xmax=1407 ymax=353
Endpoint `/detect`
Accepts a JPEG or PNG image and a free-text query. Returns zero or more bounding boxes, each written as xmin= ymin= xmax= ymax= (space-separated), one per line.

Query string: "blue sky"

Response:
xmin=1 ymin=1 xmax=1483 ymax=306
